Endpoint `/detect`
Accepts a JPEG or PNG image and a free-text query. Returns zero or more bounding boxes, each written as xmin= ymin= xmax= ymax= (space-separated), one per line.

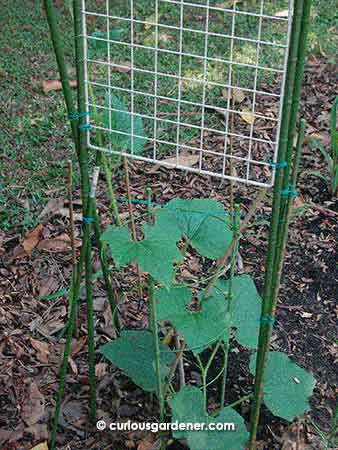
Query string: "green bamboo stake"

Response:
xmin=50 ymin=241 xmax=87 ymax=450
xmin=84 ymin=167 xmax=100 ymax=423
xmin=44 ymin=0 xmax=117 ymax=442
xmin=44 ymin=0 xmax=116 ymax=314
xmin=282 ymin=1 xmax=312 ymax=195
xmin=73 ymin=0 xmax=119 ymax=326
xmin=43 ymin=0 xmax=79 ymax=147
xmin=73 ymin=0 xmax=90 ymax=211
xmin=248 ymin=1 xmax=306 ymax=447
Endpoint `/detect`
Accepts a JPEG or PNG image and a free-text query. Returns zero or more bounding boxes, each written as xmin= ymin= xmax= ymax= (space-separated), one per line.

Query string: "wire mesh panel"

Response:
xmin=81 ymin=0 xmax=294 ymax=187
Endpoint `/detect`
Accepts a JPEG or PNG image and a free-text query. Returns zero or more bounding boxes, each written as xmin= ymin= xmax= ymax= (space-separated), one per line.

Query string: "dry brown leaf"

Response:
xmin=58 ymin=207 xmax=83 ymax=222
xmin=232 ymin=88 xmax=246 ymax=103
xmin=37 ymin=234 xmax=81 ymax=253
xmin=22 ymin=382 xmax=45 ymax=426
xmin=29 ymin=442 xmax=49 ymax=450
xmin=95 ymin=362 xmax=108 ymax=378
xmin=38 ymin=198 xmax=64 ymax=219
xmin=240 ymin=108 xmax=255 ymax=125
xmin=23 ymin=224 xmax=43 ymax=255
xmin=30 ymin=338 xmax=50 ymax=364
xmin=137 ymin=441 xmax=155 ymax=450
xmin=71 ymin=336 xmax=87 ymax=356
xmin=69 ymin=357 xmax=78 ymax=375
xmin=42 ymin=79 xmax=77 ymax=94
xmin=276 ymin=10 xmax=289 ymax=17
xmin=162 ymin=154 xmax=200 ymax=167
xmin=113 ymin=61 xmax=132 ymax=73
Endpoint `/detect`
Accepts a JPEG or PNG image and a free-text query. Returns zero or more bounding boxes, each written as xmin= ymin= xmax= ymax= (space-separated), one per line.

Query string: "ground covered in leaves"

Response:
xmin=0 ymin=2 xmax=338 ymax=450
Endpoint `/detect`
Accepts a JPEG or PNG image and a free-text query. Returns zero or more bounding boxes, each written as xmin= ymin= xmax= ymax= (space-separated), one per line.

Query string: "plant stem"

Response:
xmin=123 ymin=156 xmax=143 ymax=297
xmin=175 ymin=333 xmax=186 ymax=388
xmin=164 ymin=342 xmax=187 ymax=398
xmin=148 ymin=277 xmax=165 ymax=450
xmin=249 ymin=3 xmax=311 ymax=447
xmin=88 ymin=84 xmax=121 ymax=226
xmin=197 ymin=340 xmax=222 ymax=414
xmin=146 ymin=186 xmax=154 ymax=224
xmin=220 ymin=205 xmax=241 ymax=407
xmin=204 ymin=189 xmax=266 ymax=298
xmin=67 ymin=160 xmax=78 ymax=337
xmin=92 ymin=208 xmax=119 ymax=322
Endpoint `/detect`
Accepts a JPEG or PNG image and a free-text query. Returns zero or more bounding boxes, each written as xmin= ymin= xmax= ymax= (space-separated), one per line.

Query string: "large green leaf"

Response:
xmin=168 ymin=386 xmax=249 ymax=450
xmin=212 ymin=275 xmax=262 ymax=349
xmin=101 ymin=223 xmax=183 ymax=288
xmin=250 ymin=352 xmax=316 ymax=421
xmin=99 ymin=330 xmax=175 ymax=392
xmin=156 ymin=285 xmax=230 ymax=354
xmin=154 ymin=198 xmax=233 ymax=260
xmin=102 ymin=94 xmax=147 ymax=155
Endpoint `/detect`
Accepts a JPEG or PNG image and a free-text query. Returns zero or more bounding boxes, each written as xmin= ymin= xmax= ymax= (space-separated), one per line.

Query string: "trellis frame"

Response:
xmin=43 ymin=1 xmax=312 ymax=450
xmin=81 ymin=0 xmax=295 ymax=188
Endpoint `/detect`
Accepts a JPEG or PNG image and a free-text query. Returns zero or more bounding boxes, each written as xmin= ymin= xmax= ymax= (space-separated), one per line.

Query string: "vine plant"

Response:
xmin=99 ymin=198 xmax=316 ymax=450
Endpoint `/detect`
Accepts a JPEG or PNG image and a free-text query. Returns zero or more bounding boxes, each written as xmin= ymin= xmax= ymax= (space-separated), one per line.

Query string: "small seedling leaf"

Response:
xmin=156 ymin=285 xmax=231 ymax=354
xmin=169 ymin=386 xmax=249 ymax=450
xmin=155 ymin=198 xmax=233 ymax=260
xmin=99 ymin=330 xmax=175 ymax=392
xmin=250 ymin=351 xmax=316 ymax=421
xmin=101 ymin=223 xmax=183 ymax=288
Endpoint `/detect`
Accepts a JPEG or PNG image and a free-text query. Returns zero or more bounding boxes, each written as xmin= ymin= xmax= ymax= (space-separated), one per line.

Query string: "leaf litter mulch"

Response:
xmin=0 ymin=59 xmax=337 ymax=450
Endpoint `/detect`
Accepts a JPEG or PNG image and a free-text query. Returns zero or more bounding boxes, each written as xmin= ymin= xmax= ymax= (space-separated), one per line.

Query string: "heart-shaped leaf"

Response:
xmin=101 ymin=223 xmax=183 ymax=288
xmin=169 ymin=386 xmax=249 ymax=450
xmin=102 ymin=94 xmax=147 ymax=155
xmin=212 ymin=275 xmax=262 ymax=349
xmin=156 ymin=285 xmax=230 ymax=354
xmin=250 ymin=351 xmax=316 ymax=421
xmin=154 ymin=198 xmax=233 ymax=260
xmin=99 ymin=331 xmax=175 ymax=392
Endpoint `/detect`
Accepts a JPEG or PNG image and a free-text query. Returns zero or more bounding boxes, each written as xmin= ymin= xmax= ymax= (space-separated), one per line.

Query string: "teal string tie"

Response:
xmin=260 ymin=315 xmax=276 ymax=326
xmin=267 ymin=160 xmax=288 ymax=169
xmin=79 ymin=123 xmax=91 ymax=131
xmin=69 ymin=111 xmax=90 ymax=122
xmin=281 ymin=187 xmax=297 ymax=198
xmin=83 ymin=216 xmax=94 ymax=225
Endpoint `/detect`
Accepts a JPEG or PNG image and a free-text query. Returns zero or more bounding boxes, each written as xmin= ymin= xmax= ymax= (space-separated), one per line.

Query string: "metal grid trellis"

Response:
xmin=81 ymin=0 xmax=294 ymax=187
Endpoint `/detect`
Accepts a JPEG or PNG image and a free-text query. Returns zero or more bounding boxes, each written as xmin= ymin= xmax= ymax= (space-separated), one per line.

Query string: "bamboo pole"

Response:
xmin=43 ymin=0 xmax=118 ymax=442
xmin=44 ymin=0 xmax=117 ymax=317
xmin=84 ymin=167 xmax=100 ymax=423
xmin=248 ymin=1 xmax=307 ymax=448
xmin=282 ymin=1 xmax=312 ymax=194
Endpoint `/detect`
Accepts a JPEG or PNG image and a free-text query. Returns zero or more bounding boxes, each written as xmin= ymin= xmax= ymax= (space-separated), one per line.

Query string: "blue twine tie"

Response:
xmin=260 ymin=315 xmax=276 ymax=325
xmin=267 ymin=160 xmax=288 ymax=168
xmin=281 ymin=187 xmax=297 ymax=198
xmin=78 ymin=123 xmax=92 ymax=131
xmin=83 ymin=217 xmax=94 ymax=225
xmin=69 ymin=111 xmax=90 ymax=122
